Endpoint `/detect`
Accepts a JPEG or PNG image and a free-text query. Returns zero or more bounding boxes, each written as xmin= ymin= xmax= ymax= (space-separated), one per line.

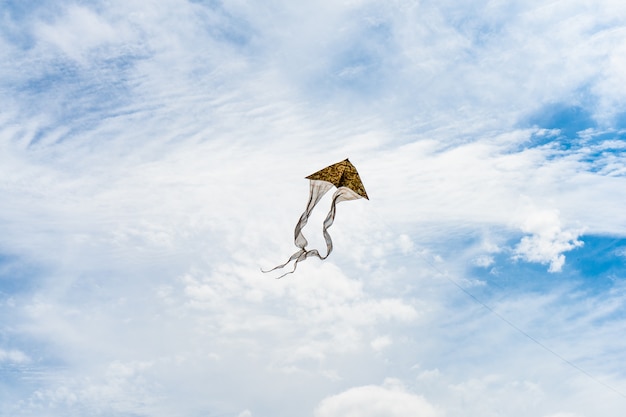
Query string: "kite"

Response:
xmin=264 ymin=158 xmax=369 ymax=278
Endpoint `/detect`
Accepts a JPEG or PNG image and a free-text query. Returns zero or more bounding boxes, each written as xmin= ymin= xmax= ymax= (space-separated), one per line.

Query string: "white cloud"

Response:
xmin=417 ymin=368 xmax=441 ymax=380
xmin=472 ymin=255 xmax=495 ymax=268
xmin=370 ymin=335 xmax=392 ymax=351
xmin=0 ymin=348 xmax=30 ymax=364
xmin=25 ymin=360 xmax=159 ymax=415
xmin=315 ymin=380 xmax=441 ymax=417
xmin=398 ymin=234 xmax=415 ymax=254
xmin=34 ymin=5 xmax=132 ymax=63
xmin=513 ymin=206 xmax=584 ymax=272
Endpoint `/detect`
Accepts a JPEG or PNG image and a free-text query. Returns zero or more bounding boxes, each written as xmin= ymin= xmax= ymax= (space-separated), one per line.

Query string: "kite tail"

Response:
xmin=262 ymin=247 xmax=329 ymax=279
xmin=263 ymin=186 xmax=362 ymax=277
xmin=261 ymin=249 xmax=305 ymax=274
xmin=263 ymin=180 xmax=332 ymax=277
xmin=317 ymin=191 xmax=341 ymax=259
xmin=294 ymin=180 xmax=333 ymax=249
xmin=317 ymin=186 xmax=361 ymax=259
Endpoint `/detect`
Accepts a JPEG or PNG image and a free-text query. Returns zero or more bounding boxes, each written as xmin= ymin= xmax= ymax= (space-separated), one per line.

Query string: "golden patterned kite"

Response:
xmin=264 ymin=159 xmax=368 ymax=278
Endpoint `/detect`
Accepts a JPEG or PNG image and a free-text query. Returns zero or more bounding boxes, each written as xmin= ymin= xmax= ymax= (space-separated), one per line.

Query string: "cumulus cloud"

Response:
xmin=472 ymin=255 xmax=495 ymax=268
xmin=513 ymin=206 xmax=584 ymax=272
xmin=315 ymin=380 xmax=441 ymax=417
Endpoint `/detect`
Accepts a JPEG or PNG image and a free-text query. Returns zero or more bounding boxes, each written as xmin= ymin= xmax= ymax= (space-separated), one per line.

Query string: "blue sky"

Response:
xmin=1 ymin=1 xmax=626 ymax=416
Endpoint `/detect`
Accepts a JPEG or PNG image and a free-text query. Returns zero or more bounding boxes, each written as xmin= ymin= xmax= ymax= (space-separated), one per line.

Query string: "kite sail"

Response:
xmin=264 ymin=158 xmax=368 ymax=278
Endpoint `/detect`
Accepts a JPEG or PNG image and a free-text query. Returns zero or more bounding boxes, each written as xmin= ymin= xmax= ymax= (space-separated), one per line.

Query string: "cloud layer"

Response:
xmin=1 ymin=1 xmax=626 ymax=416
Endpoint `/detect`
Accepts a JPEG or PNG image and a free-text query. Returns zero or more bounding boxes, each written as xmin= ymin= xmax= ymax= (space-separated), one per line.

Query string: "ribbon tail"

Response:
xmin=261 ymin=249 xmax=305 ymax=274
xmin=319 ymin=186 xmax=363 ymax=260
xmin=319 ymin=194 xmax=339 ymax=259
xmin=263 ymin=180 xmax=332 ymax=276
xmin=294 ymin=180 xmax=333 ymax=249
xmin=273 ymin=249 xmax=310 ymax=279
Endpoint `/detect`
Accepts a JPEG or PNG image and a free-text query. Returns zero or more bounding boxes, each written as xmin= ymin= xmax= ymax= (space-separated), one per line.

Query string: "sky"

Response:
xmin=1 ymin=0 xmax=626 ymax=416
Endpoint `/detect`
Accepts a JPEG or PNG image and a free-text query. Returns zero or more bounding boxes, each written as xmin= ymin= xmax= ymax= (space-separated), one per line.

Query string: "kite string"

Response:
xmin=416 ymin=252 xmax=626 ymax=400
xmin=369 ymin=210 xmax=626 ymax=399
